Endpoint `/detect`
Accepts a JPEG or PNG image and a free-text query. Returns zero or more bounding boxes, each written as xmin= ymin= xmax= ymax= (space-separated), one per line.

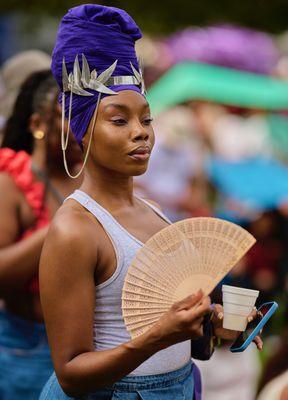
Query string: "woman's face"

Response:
xmin=85 ymin=90 xmax=155 ymax=176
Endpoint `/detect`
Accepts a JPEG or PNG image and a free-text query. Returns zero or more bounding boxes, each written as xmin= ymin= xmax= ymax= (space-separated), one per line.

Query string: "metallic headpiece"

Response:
xmin=61 ymin=54 xmax=146 ymax=179
xmin=62 ymin=54 xmax=145 ymax=96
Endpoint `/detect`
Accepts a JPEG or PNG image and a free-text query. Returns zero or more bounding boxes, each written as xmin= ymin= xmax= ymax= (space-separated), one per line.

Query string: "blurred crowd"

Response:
xmin=0 ymin=22 xmax=288 ymax=400
xmin=136 ymin=25 xmax=288 ymax=400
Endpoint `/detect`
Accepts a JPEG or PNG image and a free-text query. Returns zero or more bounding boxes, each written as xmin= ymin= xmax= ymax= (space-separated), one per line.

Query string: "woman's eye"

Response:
xmin=111 ymin=119 xmax=127 ymax=125
xmin=143 ymin=117 xmax=153 ymax=125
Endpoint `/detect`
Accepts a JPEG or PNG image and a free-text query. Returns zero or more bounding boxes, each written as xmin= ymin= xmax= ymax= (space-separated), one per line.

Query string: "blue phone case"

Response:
xmin=230 ymin=301 xmax=278 ymax=353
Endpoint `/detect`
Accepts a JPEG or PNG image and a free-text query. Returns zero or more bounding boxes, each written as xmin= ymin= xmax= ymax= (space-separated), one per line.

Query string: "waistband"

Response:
xmin=111 ymin=361 xmax=193 ymax=391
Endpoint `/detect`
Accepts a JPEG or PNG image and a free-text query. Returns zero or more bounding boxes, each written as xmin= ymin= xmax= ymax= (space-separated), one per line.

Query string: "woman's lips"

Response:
xmin=128 ymin=153 xmax=150 ymax=161
xmin=128 ymin=146 xmax=151 ymax=161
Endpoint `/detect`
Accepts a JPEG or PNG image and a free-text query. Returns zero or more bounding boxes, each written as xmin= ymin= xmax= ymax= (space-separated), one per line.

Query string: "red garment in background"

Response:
xmin=0 ymin=148 xmax=50 ymax=292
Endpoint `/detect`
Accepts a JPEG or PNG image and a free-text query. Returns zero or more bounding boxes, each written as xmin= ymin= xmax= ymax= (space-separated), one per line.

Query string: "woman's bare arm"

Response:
xmin=40 ymin=206 xmax=211 ymax=397
xmin=0 ymin=174 xmax=48 ymax=294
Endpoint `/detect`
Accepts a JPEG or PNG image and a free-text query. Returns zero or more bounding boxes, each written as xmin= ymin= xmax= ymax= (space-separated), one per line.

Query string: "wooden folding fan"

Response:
xmin=122 ymin=217 xmax=256 ymax=338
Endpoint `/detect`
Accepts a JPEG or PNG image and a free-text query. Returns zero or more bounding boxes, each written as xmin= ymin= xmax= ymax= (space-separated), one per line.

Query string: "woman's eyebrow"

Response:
xmin=103 ymin=102 xmax=150 ymax=112
xmin=103 ymin=103 xmax=128 ymax=112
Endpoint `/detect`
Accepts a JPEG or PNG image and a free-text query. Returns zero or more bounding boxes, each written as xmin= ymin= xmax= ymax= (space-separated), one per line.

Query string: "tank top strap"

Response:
xmin=65 ymin=190 xmax=125 ymax=257
xmin=66 ymin=190 xmax=172 ymax=247
xmin=137 ymin=197 xmax=172 ymax=224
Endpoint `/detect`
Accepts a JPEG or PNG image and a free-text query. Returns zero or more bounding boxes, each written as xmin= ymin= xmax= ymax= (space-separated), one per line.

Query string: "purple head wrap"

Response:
xmin=51 ymin=4 xmax=143 ymax=146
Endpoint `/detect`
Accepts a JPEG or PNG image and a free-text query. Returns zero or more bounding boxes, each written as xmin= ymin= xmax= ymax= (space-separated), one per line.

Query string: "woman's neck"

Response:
xmin=31 ymin=145 xmax=67 ymax=179
xmin=81 ymin=167 xmax=135 ymax=210
xmin=31 ymin=143 xmax=46 ymax=172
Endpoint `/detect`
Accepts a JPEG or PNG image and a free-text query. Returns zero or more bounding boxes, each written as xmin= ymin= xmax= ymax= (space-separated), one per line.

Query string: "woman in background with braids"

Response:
xmin=0 ymin=69 xmax=82 ymax=399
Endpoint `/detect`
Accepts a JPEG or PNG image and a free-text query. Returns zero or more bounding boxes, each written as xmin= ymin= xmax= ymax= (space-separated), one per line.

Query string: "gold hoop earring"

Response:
xmin=33 ymin=130 xmax=45 ymax=140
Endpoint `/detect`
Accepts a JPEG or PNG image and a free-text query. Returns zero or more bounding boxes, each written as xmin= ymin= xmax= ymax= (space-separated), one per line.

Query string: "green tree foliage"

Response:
xmin=0 ymin=0 xmax=287 ymax=34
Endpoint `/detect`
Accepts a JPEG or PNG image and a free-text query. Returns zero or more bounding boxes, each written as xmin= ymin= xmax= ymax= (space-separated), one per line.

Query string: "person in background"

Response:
xmin=0 ymin=50 xmax=51 ymax=144
xmin=0 ymin=70 xmax=82 ymax=399
xmin=257 ymin=305 xmax=288 ymax=400
xmin=246 ymin=210 xmax=286 ymax=305
xmin=196 ymin=343 xmax=261 ymax=400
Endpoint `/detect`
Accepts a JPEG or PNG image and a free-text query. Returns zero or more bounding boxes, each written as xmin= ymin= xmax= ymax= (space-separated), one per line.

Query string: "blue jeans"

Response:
xmin=39 ymin=361 xmax=194 ymax=399
xmin=0 ymin=309 xmax=53 ymax=400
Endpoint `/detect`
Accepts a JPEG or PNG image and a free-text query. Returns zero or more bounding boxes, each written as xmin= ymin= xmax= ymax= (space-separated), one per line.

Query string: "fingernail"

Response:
xmin=218 ymin=312 xmax=224 ymax=320
xmin=248 ymin=316 xmax=253 ymax=322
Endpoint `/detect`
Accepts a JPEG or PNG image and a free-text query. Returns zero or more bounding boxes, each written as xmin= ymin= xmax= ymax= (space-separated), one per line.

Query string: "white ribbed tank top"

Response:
xmin=67 ymin=190 xmax=191 ymax=375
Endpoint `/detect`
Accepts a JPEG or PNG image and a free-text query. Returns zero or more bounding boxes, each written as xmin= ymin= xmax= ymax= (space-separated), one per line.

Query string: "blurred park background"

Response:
xmin=1 ymin=1 xmax=288 ymax=399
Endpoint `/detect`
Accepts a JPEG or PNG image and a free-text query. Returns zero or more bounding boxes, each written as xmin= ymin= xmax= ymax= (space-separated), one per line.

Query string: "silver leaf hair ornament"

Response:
xmin=61 ymin=54 xmax=146 ymax=179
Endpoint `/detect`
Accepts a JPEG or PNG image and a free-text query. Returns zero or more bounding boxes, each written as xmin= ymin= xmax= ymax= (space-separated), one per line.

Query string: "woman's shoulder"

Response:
xmin=0 ymin=149 xmax=31 ymax=208
xmin=0 ymin=148 xmax=46 ymax=217
xmin=40 ymin=202 xmax=99 ymax=286
xmin=0 ymin=173 xmax=24 ymax=223
xmin=46 ymin=199 xmax=101 ymax=255
xmin=0 ymin=169 xmax=20 ymax=194
xmin=0 ymin=148 xmax=31 ymax=182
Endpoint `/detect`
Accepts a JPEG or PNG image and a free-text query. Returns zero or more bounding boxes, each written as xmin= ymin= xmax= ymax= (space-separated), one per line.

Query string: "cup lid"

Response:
xmin=222 ymin=284 xmax=259 ymax=297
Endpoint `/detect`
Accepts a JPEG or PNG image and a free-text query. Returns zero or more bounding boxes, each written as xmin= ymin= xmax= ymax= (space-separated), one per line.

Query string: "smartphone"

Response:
xmin=230 ymin=301 xmax=278 ymax=353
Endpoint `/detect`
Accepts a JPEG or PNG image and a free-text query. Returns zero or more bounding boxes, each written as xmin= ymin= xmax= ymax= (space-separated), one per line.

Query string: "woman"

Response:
xmin=39 ymin=5 xmax=262 ymax=399
xmin=0 ymin=70 xmax=81 ymax=399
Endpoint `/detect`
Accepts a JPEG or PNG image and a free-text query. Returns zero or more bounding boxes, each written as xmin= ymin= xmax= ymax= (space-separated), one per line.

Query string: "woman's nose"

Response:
xmin=131 ymin=123 xmax=149 ymax=142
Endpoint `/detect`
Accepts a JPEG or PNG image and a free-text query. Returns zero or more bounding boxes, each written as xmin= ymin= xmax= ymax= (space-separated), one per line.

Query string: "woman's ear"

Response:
xmin=29 ymin=112 xmax=47 ymax=140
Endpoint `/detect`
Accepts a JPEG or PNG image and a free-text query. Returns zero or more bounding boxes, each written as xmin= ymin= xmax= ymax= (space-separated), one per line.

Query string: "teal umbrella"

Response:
xmin=147 ymin=62 xmax=288 ymax=115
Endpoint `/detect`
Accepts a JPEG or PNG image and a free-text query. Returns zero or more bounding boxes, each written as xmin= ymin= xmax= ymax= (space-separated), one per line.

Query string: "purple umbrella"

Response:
xmin=166 ymin=25 xmax=279 ymax=74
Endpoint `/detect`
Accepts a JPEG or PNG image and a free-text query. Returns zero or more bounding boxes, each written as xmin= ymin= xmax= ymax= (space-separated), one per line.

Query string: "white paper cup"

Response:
xmin=222 ymin=285 xmax=259 ymax=331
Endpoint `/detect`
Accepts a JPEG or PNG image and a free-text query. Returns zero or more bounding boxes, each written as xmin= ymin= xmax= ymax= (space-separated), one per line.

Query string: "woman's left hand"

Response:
xmin=211 ymin=304 xmax=263 ymax=350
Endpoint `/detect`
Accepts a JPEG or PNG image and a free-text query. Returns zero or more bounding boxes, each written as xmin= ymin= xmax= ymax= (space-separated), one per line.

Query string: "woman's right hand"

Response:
xmin=150 ymin=290 xmax=211 ymax=348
